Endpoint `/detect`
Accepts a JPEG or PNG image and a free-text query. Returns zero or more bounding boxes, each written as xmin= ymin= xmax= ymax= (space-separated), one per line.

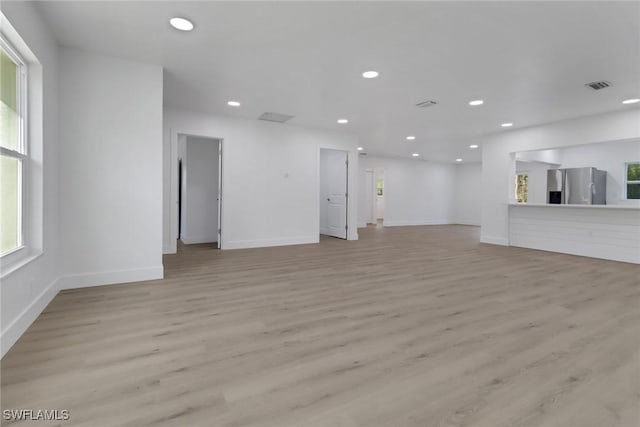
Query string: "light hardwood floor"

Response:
xmin=2 ymin=225 xmax=639 ymax=427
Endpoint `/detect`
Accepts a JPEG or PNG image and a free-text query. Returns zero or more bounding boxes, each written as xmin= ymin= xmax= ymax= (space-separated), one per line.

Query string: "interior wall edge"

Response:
xmin=1 ymin=276 xmax=60 ymax=359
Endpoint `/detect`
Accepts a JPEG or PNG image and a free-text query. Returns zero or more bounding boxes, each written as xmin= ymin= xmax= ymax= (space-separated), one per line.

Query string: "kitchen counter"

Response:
xmin=508 ymin=203 xmax=640 ymax=264
xmin=509 ymin=203 xmax=640 ymax=210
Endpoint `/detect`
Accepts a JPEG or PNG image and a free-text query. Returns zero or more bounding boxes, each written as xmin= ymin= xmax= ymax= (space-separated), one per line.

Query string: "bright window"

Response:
xmin=376 ymin=178 xmax=383 ymax=196
xmin=626 ymin=162 xmax=640 ymax=200
xmin=515 ymin=174 xmax=528 ymax=203
xmin=0 ymin=37 xmax=26 ymax=256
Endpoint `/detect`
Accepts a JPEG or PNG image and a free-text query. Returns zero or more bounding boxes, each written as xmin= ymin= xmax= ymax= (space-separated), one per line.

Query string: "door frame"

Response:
xmin=364 ymin=169 xmax=375 ymax=224
xmin=169 ymin=130 xmax=223 ymax=253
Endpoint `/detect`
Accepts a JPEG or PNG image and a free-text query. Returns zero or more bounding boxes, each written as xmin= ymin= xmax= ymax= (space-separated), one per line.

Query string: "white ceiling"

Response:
xmin=35 ymin=1 xmax=640 ymax=163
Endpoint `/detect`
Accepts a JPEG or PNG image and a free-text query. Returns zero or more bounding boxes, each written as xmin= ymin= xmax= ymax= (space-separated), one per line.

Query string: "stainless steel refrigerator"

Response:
xmin=546 ymin=167 xmax=607 ymax=205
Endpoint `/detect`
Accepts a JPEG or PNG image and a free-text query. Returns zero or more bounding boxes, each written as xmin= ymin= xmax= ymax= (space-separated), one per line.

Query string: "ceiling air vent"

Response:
xmin=258 ymin=112 xmax=295 ymax=123
xmin=585 ymin=80 xmax=612 ymax=90
xmin=416 ymin=100 xmax=438 ymax=108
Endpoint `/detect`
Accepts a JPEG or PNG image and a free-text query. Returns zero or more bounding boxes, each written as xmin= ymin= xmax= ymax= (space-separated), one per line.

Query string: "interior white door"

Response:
xmin=323 ymin=150 xmax=348 ymax=239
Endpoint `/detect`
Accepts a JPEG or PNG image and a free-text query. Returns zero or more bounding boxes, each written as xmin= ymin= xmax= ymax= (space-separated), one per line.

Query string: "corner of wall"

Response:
xmin=1 ymin=276 xmax=60 ymax=359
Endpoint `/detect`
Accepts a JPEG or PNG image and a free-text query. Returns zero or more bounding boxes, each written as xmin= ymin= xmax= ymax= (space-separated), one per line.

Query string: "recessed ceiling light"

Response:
xmin=357 ymin=147 xmax=364 ymax=151
xmin=468 ymin=100 xmax=484 ymax=106
xmin=406 ymin=136 xmax=416 ymax=140
xmin=412 ymin=153 xmax=419 ymax=157
xmin=169 ymin=17 xmax=194 ymax=31
xmin=622 ymin=98 xmax=640 ymax=104
xmin=456 ymin=158 xmax=463 ymax=162
xmin=469 ymin=144 xmax=479 ymax=149
xmin=227 ymin=101 xmax=240 ymax=107
xmin=362 ymin=71 xmax=379 ymax=79
xmin=337 ymin=119 xmax=349 ymax=124
xmin=501 ymin=122 xmax=513 ymax=127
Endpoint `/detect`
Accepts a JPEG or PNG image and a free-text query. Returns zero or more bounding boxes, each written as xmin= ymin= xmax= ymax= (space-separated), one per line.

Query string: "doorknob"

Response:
xmin=327 ymin=198 xmax=330 ymax=201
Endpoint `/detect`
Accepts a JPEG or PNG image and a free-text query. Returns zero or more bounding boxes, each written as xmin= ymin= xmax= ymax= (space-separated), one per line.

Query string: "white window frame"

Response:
xmin=0 ymin=34 xmax=28 ymax=266
xmin=625 ymin=162 xmax=640 ymax=200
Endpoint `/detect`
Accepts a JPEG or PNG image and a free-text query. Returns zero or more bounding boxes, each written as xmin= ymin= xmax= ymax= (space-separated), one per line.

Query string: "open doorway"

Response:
xmin=319 ymin=148 xmax=348 ymax=239
xmin=364 ymin=170 xmax=376 ymax=225
xmin=375 ymin=170 xmax=384 ymax=226
xmin=177 ymin=135 xmax=222 ymax=249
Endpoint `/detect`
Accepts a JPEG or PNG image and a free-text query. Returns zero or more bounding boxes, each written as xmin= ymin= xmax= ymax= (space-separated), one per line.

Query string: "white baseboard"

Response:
xmin=224 ymin=235 xmax=318 ymax=250
xmin=58 ymin=266 xmax=164 ymax=290
xmin=357 ymin=222 xmax=367 ymax=228
xmin=1 ymin=265 xmax=165 ymax=358
xmin=383 ymin=219 xmax=452 ymax=227
xmin=480 ymin=235 xmax=509 ymax=246
xmin=453 ymin=220 xmax=481 ymax=226
xmin=163 ymin=243 xmax=176 ymax=254
xmin=1 ymin=277 xmax=60 ymax=358
xmin=180 ymin=235 xmax=218 ymax=245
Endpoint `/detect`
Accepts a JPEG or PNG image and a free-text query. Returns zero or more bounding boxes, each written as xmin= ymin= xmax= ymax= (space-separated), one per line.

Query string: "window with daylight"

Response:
xmin=0 ymin=37 xmax=26 ymax=257
xmin=515 ymin=174 xmax=528 ymax=203
xmin=626 ymin=162 xmax=640 ymax=200
xmin=376 ymin=178 xmax=384 ymax=196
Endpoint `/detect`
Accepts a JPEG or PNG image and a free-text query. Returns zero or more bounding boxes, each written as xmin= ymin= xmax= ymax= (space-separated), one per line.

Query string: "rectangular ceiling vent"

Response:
xmin=258 ymin=112 xmax=295 ymax=123
xmin=416 ymin=100 xmax=438 ymax=108
xmin=585 ymin=80 xmax=612 ymax=90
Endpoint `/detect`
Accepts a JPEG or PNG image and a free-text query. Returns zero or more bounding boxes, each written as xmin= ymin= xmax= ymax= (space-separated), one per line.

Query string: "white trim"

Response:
xmin=1 ymin=266 xmax=164 ymax=357
xmin=454 ymin=220 xmax=482 ymax=226
xmin=357 ymin=221 xmax=367 ymax=228
xmin=180 ymin=235 xmax=218 ymax=245
xmin=170 ymin=129 xmax=224 ymax=254
xmin=224 ymin=235 xmax=318 ymax=250
xmin=58 ymin=266 xmax=164 ymax=290
xmin=0 ymin=250 xmax=41 ymax=279
xmin=383 ymin=219 xmax=452 ymax=227
xmin=480 ymin=235 xmax=509 ymax=246
xmin=1 ymin=276 xmax=59 ymax=358
xmin=0 ymin=14 xmax=44 ymax=280
xmin=0 ymin=34 xmax=27 ymax=261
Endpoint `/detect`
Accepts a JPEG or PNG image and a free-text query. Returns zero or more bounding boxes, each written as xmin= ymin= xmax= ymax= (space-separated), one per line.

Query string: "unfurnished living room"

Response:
xmin=1 ymin=1 xmax=639 ymax=426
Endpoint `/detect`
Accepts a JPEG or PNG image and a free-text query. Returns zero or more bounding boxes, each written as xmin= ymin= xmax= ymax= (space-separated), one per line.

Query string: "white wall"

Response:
xmin=453 ymin=162 xmax=482 ymax=225
xmin=481 ymin=108 xmax=640 ymax=245
xmin=358 ymin=156 xmax=455 ymax=226
xmin=181 ymin=136 xmax=219 ymax=244
xmin=0 ymin=3 xmax=60 ymax=357
xmin=163 ymin=108 xmax=359 ymax=252
xmin=58 ymin=47 xmax=164 ymax=288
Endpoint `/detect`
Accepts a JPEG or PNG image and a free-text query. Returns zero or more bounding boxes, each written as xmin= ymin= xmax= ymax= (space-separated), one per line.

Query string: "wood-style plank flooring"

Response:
xmin=2 ymin=225 xmax=639 ymax=427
